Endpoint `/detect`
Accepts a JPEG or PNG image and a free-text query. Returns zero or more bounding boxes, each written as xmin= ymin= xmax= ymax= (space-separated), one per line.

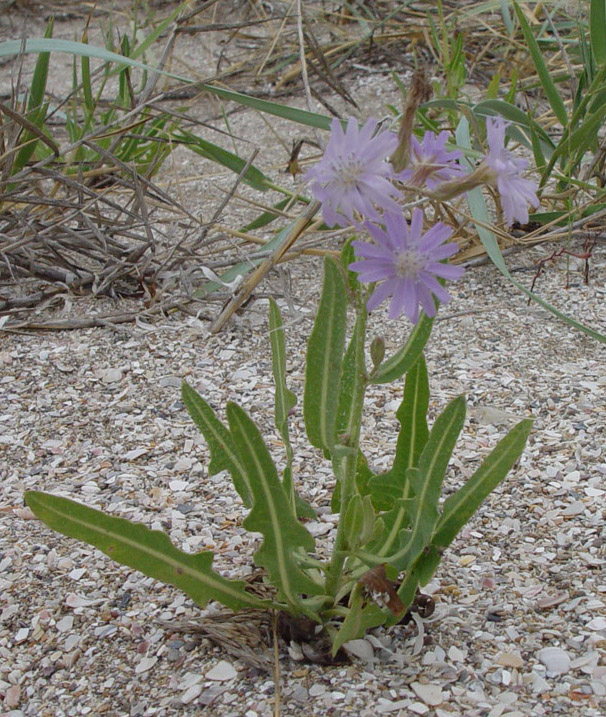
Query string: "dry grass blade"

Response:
xmin=157 ymin=610 xmax=274 ymax=672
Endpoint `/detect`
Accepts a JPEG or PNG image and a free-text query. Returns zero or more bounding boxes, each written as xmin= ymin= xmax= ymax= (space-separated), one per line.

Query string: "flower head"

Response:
xmin=396 ymin=130 xmax=466 ymax=190
xmin=304 ymin=117 xmax=401 ymax=227
xmin=484 ymin=117 xmax=539 ymax=225
xmin=349 ymin=209 xmax=464 ymax=323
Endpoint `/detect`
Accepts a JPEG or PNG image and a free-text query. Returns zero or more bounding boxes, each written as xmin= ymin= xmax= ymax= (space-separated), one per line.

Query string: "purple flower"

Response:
xmin=484 ymin=117 xmax=539 ymax=225
xmin=349 ymin=209 xmax=464 ymax=323
xmin=304 ymin=117 xmax=401 ymax=227
xmin=397 ymin=130 xmax=466 ymax=190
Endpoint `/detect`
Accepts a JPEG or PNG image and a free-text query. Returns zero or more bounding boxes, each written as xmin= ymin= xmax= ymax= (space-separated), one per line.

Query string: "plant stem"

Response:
xmin=324 ymin=449 xmax=359 ymax=598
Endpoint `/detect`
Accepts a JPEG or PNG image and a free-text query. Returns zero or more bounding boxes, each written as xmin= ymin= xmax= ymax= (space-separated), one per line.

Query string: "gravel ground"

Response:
xmin=1 ymin=242 xmax=605 ymax=716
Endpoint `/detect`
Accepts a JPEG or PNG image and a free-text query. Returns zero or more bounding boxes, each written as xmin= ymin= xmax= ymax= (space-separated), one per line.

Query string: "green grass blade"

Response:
xmin=12 ymin=21 xmax=53 ymax=174
xmin=590 ymin=0 xmax=606 ymax=67
xmin=198 ymin=84 xmax=333 ymax=131
xmin=227 ymin=403 xmax=321 ymax=615
xmin=130 ymin=2 xmax=187 ymax=61
xmin=513 ymin=1 xmax=568 ymax=126
xmin=181 ymin=382 xmax=252 ymax=506
xmin=25 ymin=491 xmax=271 ymax=611
xmin=433 ymin=419 xmax=533 ymax=547
xmin=0 ymin=38 xmax=190 ymax=81
xmin=241 ymin=197 xmax=293 ymax=232
xmin=0 ymin=39 xmax=333 ymax=131
xmin=303 ymin=258 xmax=347 ymax=452
xmin=171 ymin=128 xmax=271 ymax=191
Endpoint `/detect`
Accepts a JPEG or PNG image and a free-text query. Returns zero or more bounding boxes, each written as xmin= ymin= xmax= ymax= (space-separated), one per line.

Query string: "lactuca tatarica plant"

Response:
xmin=26 ymin=106 xmax=535 ymax=657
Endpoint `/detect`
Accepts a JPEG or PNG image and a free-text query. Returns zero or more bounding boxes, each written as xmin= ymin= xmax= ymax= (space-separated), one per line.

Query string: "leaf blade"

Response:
xmin=25 ymin=491 xmax=270 ymax=611
xmin=303 ymin=258 xmax=347 ymax=452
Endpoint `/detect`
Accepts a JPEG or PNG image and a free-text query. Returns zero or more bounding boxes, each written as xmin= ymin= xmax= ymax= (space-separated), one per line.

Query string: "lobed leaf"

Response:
xmin=25 ymin=491 xmax=271 ymax=612
xmin=226 ymin=403 xmax=322 ymax=615
xmin=433 ymin=419 xmax=533 ymax=548
xmin=335 ymin=308 xmax=367 ymax=448
xmin=368 ymin=355 xmax=430 ymax=511
xmin=181 ymin=382 xmax=251 ymax=506
xmin=384 ymin=395 xmax=467 ymax=571
xmin=303 ymin=258 xmax=347 ymax=452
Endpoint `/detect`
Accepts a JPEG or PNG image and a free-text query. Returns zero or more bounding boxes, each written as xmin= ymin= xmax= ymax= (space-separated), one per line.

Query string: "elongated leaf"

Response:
xmin=241 ymin=197 xmax=293 ymax=232
xmin=269 ymin=299 xmax=313 ymax=517
xmin=370 ymin=312 xmax=433 ymax=384
xmin=193 ymin=222 xmax=295 ymax=298
xmin=0 ymin=38 xmax=190 ymax=80
xmin=181 ymin=382 xmax=251 ymax=506
xmin=25 ymin=491 xmax=271 ymax=611
xmin=335 ymin=308 xmax=367 ymax=446
xmin=590 ymin=0 xmax=606 ymax=68
xmin=12 ymin=22 xmax=52 ymax=174
xmin=303 ymin=258 xmax=347 ymax=452
xmin=392 ymin=418 xmax=533 ymax=616
xmin=433 ymin=418 xmax=533 ymax=547
xmin=198 ymin=84 xmax=333 ymax=131
xmin=368 ymin=355 xmax=430 ymax=511
xmin=226 ymin=403 xmax=321 ymax=615
xmin=457 ymin=119 xmax=606 ymax=344
xmin=385 ymin=395 xmax=467 ymax=570
xmin=269 ymin=298 xmax=297 ymax=448
xmin=0 ymin=39 xmax=335 ymax=134
xmin=171 ymin=128 xmax=271 ymax=191
xmin=513 ymin=2 xmax=568 ymax=126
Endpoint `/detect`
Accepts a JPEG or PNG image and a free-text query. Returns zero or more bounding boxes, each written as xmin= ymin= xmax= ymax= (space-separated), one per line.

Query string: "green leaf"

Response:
xmin=25 ymin=491 xmax=271 ymax=611
xmin=0 ymin=38 xmax=191 ymax=80
xmin=171 ymin=128 xmax=271 ymax=191
xmin=331 ymin=587 xmax=386 ymax=656
xmin=473 ymin=99 xmax=554 ymax=155
xmin=12 ymin=22 xmax=53 ymax=174
xmin=335 ymin=307 xmax=367 ymax=447
xmin=0 ymin=38 xmax=334 ymax=133
xmin=226 ymin=403 xmax=322 ymax=615
xmin=198 ymin=83 xmax=334 ymax=131
xmin=193 ymin=220 xmax=304 ymax=299
xmin=269 ymin=298 xmax=297 ymax=450
xmin=370 ymin=312 xmax=434 ymax=384
xmin=343 ymin=494 xmax=375 ymax=552
xmin=433 ymin=419 xmax=533 ymax=548
xmin=384 ymin=395 xmax=467 ymax=571
xmin=368 ymin=355 xmax=430 ymax=511
xmin=241 ymin=197 xmax=293 ymax=232
xmin=393 ymin=418 xmax=533 ymax=614
xmin=181 ymin=382 xmax=251 ymax=507
xmin=269 ymin=298 xmax=313 ymax=518
xmin=590 ymin=0 xmax=606 ymax=67
xmin=303 ymin=258 xmax=347 ymax=452
xmin=513 ymin=2 xmax=568 ymax=126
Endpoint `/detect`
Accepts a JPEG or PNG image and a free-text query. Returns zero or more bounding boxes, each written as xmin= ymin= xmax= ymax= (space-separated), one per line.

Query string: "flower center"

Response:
xmin=394 ymin=248 xmax=425 ymax=278
xmin=334 ymin=156 xmax=364 ymax=189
